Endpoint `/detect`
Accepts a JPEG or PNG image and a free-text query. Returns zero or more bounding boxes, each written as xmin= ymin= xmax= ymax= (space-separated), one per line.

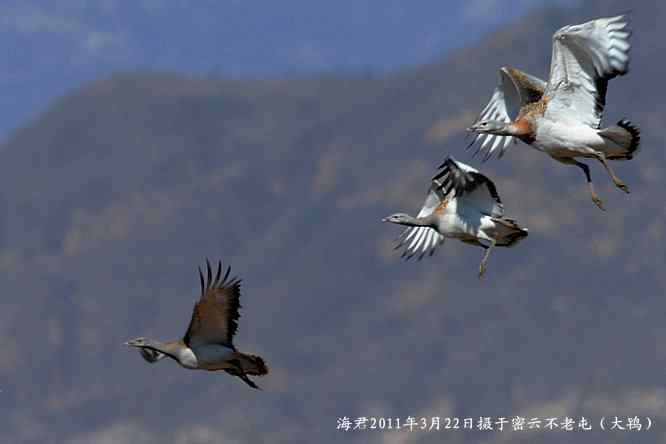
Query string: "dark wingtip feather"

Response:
xmin=223 ymin=265 xmax=231 ymax=285
xmin=436 ymin=155 xmax=452 ymax=170
xmin=214 ymin=260 xmax=222 ymax=286
xmin=205 ymin=259 xmax=212 ymax=289
xmin=482 ymin=146 xmax=494 ymax=162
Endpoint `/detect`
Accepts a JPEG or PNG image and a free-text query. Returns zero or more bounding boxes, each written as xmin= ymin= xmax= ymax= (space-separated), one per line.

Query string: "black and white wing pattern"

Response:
xmin=139 ymin=347 xmax=166 ymax=363
xmin=543 ymin=15 xmax=631 ymax=128
xmin=433 ymin=157 xmax=504 ymax=217
xmin=470 ymin=67 xmax=546 ymax=160
xmin=394 ymin=183 xmax=446 ymax=260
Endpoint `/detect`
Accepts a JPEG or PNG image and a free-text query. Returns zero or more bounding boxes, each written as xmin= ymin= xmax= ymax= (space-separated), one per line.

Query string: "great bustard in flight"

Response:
xmin=466 ymin=15 xmax=640 ymax=210
xmin=125 ymin=259 xmax=268 ymax=389
xmin=382 ymin=157 xmax=528 ymax=278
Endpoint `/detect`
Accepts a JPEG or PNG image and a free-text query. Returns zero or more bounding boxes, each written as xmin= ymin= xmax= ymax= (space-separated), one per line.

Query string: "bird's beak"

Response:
xmin=381 ymin=217 xmax=389 ymax=222
xmin=466 ymin=126 xmax=476 ymax=132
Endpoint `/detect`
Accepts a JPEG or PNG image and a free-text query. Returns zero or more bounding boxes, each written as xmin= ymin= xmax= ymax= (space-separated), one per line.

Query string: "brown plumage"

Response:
xmin=184 ymin=260 xmax=241 ymax=348
xmin=125 ymin=259 xmax=268 ymax=390
xmin=467 ymin=16 xmax=640 ymax=210
xmin=434 ymin=198 xmax=450 ymax=215
xmin=466 ymin=66 xmax=549 ymax=159
xmin=504 ymin=67 xmax=545 ymax=105
xmin=511 ymin=89 xmax=551 ymax=144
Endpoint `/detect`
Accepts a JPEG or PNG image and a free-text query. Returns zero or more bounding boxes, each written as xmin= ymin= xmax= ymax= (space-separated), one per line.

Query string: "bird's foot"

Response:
xmin=615 ymin=181 xmax=630 ymax=194
xmin=591 ymin=193 xmax=606 ymax=211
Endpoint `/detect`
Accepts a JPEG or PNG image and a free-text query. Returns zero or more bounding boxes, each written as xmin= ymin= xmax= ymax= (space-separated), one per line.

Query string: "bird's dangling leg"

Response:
xmin=594 ymin=152 xmax=630 ymax=194
xmin=573 ymin=160 xmax=605 ymax=211
xmin=238 ymin=373 xmax=261 ymax=390
xmin=226 ymin=360 xmax=262 ymax=390
xmin=478 ymin=239 xmax=496 ymax=279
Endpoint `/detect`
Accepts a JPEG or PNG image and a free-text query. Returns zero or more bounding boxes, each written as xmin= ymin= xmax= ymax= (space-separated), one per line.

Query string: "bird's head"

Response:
xmin=467 ymin=119 xmax=509 ymax=135
xmin=382 ymin=213 xmax=412 ymax=225
xmin=124 ymin=337 xmax=148 ymax=348
xmin=125 ymin=337 xmax=166 ymax=363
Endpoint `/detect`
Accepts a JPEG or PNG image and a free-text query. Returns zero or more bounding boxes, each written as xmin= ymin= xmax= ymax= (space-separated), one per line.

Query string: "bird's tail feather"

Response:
xmin=491 ymin=217 xmax=528 ymax=248
xmin=236 ymin=352 xmax=269 ymax=376
xmin=598 ymin=119 xmax=641 ymax=160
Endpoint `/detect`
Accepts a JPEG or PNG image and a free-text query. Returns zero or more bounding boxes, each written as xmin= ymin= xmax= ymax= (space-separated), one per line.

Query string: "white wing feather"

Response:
xmin=435 ymin=158 xmax=504 ymax=217
xmin=471 ymin=70 xmax=515 ymax=159
xmin=392 ymin=159 xmax=507 ymax=259
xmin=395 ymin=185 xmax=445 ymax=260
xmin=471 ymin=67 xmax=546 ymax=159
xmin=544 ymin=15 xmax=631 ymax=128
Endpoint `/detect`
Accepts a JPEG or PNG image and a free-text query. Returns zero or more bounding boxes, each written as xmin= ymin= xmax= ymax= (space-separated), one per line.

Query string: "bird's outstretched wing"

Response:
xmin=470 ymin=67 xmax=546 ymax=160
xmin=183 ymin=259 xmax=242 ymax=348
xmin=433 ymin=157 xmax=504 ymax=217
xmin=139 ymin=348 xmax=166 ymax=363
xmin=543 ymin=15 xmax=631 ymax=128
xmin=394 ymin=184 xmax=446 ymax=260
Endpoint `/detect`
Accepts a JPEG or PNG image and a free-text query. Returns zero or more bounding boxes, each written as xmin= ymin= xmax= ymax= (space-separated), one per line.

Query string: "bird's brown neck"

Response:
xmin=508 ymin=118 xmax=536 ymax=144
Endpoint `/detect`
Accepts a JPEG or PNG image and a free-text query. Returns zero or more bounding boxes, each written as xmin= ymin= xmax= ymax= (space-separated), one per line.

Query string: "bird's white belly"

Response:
xmin=534 ymin=119 xmax=604 ymax=158
xmin=191 ymin=344 xmax=235 ymax=370
xmin=438 ymin=210 xmax=482 ymax=240
xmin=176 ymin=347 xmax=199 ymax=369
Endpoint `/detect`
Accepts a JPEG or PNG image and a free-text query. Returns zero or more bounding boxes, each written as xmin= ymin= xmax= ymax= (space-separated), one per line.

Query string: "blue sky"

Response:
xmin=0 ymin=0 xmax=575 ymax=139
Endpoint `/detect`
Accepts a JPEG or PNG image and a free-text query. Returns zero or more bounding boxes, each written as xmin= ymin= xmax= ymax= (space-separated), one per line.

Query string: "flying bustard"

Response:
xmin=125 ymin=259 xmax=268 ymax=389
xmin=467 ymin=15 xmax=640 ymax=210
xmin=382 ymin=157 xmax=528 ymax=278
